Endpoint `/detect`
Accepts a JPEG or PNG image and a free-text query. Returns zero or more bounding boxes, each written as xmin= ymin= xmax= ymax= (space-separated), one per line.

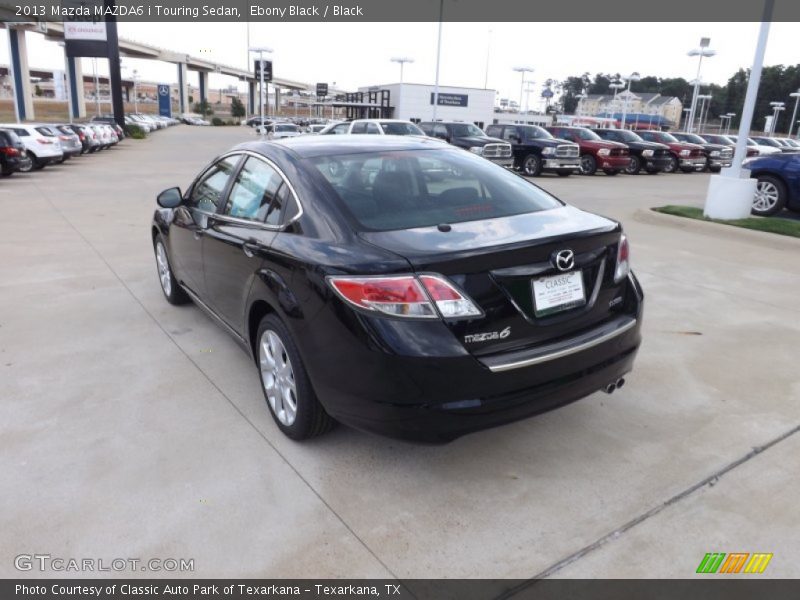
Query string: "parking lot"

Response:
xmin=2 ymin=125 xmax=799 ymax=581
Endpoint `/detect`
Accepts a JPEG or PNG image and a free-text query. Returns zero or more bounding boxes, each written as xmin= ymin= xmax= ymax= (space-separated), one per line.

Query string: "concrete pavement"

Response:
xmin=1 ymin=126 xmax=797 ymax=581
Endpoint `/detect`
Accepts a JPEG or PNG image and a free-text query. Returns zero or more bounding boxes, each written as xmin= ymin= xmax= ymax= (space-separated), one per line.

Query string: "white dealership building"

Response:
xmin=358 ymin=83 xmax=496 ymax=129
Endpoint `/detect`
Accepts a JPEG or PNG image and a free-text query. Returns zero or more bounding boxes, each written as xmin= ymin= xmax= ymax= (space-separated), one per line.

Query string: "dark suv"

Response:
xmin=592 ymin=129 xmax=672 ymax=175
xmin=485 ymin=124 xmax=580 ymax=177
xmin=0 ymin=128 xmax=32 ymax=175
xmin=419 ymin=122 xmax=513 ymax=167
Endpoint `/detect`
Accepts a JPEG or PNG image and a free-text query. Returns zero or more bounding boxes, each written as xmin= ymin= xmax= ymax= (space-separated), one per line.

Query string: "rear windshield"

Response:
xmin=308 ymin=148 xmax=562 ymax=231
xmin=379 ymin=122 xmax=424 ymax=136
xmin=35 ymin=127 xmax=57 ymax=136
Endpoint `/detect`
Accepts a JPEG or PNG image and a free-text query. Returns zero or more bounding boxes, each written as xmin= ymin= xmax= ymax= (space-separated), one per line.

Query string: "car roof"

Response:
xmin=233 ymin=135 xmax=450 ymax=159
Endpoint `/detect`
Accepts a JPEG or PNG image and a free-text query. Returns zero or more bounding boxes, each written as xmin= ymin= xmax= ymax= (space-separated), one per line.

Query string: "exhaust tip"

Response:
xmin=604 ymin=383 xmax=616 ymax=394
xmin=616 ymin=378 xmax=626 ymax=389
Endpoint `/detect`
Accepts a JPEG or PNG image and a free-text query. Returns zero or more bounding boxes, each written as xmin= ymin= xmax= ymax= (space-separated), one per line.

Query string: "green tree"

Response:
xmin=230 ymin=96 xmax=246 ymax=118
xmin=193 ymin=99 xmax=213 ymax=116
xmin=34 ymin=84 xmax=43 ymax=97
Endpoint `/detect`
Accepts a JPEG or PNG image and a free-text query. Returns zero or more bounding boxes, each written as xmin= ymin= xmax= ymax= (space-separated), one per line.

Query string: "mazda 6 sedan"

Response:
xmin=151 ymin=136 xmax=643 ymax=442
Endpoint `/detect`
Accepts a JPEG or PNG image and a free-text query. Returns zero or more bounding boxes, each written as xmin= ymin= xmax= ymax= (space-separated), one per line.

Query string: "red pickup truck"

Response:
xmin=546 ymin=126 xmax=630 ymax=176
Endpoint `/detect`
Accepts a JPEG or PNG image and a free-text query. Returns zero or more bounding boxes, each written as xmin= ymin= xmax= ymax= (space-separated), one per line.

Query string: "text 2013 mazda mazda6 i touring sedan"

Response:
xmin=151 ymin=136 xmax=643 ymax=442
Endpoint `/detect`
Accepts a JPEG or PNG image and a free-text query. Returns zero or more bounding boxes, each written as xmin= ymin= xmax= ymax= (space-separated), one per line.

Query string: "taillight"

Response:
xmin=614 ymin=234 xmax=630 ymax=283
xmin=328 ymin=276 xmax=436 ymax=318
xmin=37 ymin=138 xmax=53 ymax=144
xmin=328 ymin=274 xmax=483 ymax=319
xmin=418 ymin=275 xmax=482 ymax=318
xmin=0 ymin=146 xmax=19 ymax=156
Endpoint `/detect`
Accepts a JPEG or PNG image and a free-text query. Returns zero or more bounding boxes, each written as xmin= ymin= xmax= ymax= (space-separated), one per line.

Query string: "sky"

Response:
xmin=1 ymin=21 xmax=799 ymax=110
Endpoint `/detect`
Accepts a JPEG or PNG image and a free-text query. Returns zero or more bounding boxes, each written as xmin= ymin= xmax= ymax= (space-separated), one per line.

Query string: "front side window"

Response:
xmin=308 ymin=149 xmax=562 ymax=232
xmin=224 ymin=157 xmax=283 ymax=222
xmin=501 ymin=127 xmax=518 ymax=142
xmin=365 ymin=122 xmax=380 ymax=134
xmin=351 ymin=122 xmax=367 ymax=134
xmin=188 ymin=156 xmax=240 ymax=212
xmin=449 ymin=123 xmax=484 ymax=137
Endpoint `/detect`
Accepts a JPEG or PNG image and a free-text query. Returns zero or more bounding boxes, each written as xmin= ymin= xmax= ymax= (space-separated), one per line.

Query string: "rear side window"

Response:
xmin=308 ymin=149 xmax=562 ymax=231
xmin=223 ymin=157 xmax=283 ymax=223
xmin=12 ymin=128 xmax=29 ymax=137
xmin=351 ymin=122 xmax=367 ymax=134
xmin=188 ymin=155 xmax=240 ymax=212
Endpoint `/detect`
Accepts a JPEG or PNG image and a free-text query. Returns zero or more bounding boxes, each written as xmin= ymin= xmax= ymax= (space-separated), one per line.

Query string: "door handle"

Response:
xmin=242 ymin=242 xmax=259 ymax=258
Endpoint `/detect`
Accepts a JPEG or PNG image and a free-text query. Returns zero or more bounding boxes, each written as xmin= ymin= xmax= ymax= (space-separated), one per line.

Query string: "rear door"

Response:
xmin=202 ymin=155 xmax=288 ymax=330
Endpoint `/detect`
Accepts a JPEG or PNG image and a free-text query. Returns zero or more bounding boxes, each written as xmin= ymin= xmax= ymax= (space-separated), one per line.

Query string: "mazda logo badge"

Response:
xmin=553 ymin=249 xmax=575 ymax=272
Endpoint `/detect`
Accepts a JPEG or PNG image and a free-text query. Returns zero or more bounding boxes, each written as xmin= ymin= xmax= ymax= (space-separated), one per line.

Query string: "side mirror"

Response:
xmin=157 ymin=187 xmax=182 ymax=208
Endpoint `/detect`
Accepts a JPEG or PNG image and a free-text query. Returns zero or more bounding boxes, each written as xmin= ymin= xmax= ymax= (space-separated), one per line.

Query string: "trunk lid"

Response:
xmin=359 ymin=206 xmax=630 ymax=356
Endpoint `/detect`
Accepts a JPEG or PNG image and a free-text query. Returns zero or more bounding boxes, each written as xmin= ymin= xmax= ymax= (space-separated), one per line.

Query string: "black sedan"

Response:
xmin=151 ymin=136 xmax=643 ymax=442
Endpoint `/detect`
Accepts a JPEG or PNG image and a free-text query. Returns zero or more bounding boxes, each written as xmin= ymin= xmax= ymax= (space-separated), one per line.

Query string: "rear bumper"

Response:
xmin=309 ymin=275 xmax=644 ymax=443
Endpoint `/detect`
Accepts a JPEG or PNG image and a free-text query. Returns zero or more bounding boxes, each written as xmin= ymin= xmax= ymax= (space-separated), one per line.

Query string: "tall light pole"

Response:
xmin=513 ymin=66 xmax=534 ymax=121
xmin=523 ymin=80 xmax=537 ymax=116
xmin=484 ymin=28 xmax=492 ymax=89
xmin=132 ymin=69 xmax=139 ymax=114
xmin=608 ymin=79 xmax=624 ymax=123
xmin=390 ymin=56 xmax=414 ymax=85
xmin=718 ymin=114 xmax=729 ymax=134
xmin=620 ymin=72 xmax=640 ymax=130
xmin=92 ymin=57 xmax=101 ymax=117
xmin=788 ymin=91 xmax=800 ymax=138
xmin=686 ymin=38 xmax=716 ymax=133
xmin=696 ymin=94 xmax=712 ymax=133
xmin=431 ymin=0 xmax=444 ymax=121
xmin=725 ymin=112 xmax=736 ymax=135
xmin=768 ymin=101 xmax=785 ymax=135
xmin=249 ymin=46 xmax=272 ymax=136
xmin=704 ymin=0 xmax=773 ymax=220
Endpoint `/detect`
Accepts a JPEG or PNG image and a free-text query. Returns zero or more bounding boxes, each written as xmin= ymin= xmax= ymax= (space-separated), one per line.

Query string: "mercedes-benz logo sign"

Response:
xmin=159 ymin=86 xmax=169 ymax=96
xmin=553 ymin=249 xmax=575 ymax=272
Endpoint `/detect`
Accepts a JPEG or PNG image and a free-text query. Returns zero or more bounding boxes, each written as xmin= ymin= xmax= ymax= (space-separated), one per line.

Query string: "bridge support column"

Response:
xmin=65 ymin=54 xmax=86 ymax=120
xmin=248 ymin=81 xmax=256 ymax=115
xmin=177 ymin=62 xmax=189 ymax=114
xmin=198 ymin=71 xmax=208 ymax=104
xmin=7 ymin=27 xmax=34 ymax=122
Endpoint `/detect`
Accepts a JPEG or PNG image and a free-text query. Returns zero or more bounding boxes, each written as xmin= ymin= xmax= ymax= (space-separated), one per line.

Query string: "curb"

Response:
xmin=633 ymin=208 xmax=800 ymax=251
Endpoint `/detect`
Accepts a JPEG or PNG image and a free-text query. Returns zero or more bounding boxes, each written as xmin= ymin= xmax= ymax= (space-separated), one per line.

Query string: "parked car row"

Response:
xmin=0 ymin=121 xmax=122 ymax=174
xmin=118 ymin=113 xmax=181 ymax=132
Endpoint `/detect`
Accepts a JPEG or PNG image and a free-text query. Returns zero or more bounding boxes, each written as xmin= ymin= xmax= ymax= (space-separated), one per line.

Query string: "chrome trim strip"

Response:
xmin=482 ymin=316 xmax=637 ymax=373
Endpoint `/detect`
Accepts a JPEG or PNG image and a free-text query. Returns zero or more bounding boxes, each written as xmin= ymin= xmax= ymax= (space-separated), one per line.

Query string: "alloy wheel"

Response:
xmin=259 ymin=330 xmax=298 ymax=426
xmin=753 ymin=180 xmax=779 ymax=213
xmin=155 ymin=242 xmax=172 ymax=296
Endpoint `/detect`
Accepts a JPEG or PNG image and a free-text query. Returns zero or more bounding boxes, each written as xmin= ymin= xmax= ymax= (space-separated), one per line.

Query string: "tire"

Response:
xmin=580 ymin=154 xmax=597 ymax=175
xmin=556 ymin=171 xmax=572 ymax=177
xmin=520 ymin=153 xmax=542 ymax=177
xmin=603 ymin=169 xmax=620 ymax=176
xmin=256 ymin=314 xmax=335 ymax=440
xmin=709 ymin=166 xmax=721 ymax=173
xmin=663 ymin=154 xmax=678 ymax=174
xmin=153 ymin=235 xmax=190 ymax=305
xmin=625 ymin=155 xmax=642 ymax=175
xmin=752 ymin=175 xmax=787 ymax=216
xmin=1 ymin=166 xmax=13 ymax=177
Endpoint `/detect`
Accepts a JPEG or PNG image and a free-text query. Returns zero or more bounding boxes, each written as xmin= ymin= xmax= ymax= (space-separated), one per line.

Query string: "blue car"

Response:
xmin=744 ymin=152 xmax=800 ymax=216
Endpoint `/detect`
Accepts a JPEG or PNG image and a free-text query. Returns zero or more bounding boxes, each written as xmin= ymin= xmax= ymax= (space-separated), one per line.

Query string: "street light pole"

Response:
xmin=769 ymin=101 xmax=785 ymax=135
xmin=513 ymin=66 xmax=534 ymax=122
xmin=132 ymin=69 xmax=138 ymax=114
xmin=431 ymin=0 xmax=444 ymax=121
xmin=687 ymin=38 xmax=715 ymax=133
xmin=608 ymin=79 xmax=624 ymax=124
xmin=696 ymin=94 xmax=711 ymax=133
xmin=788 ymin=91 xmax=800 ymax=138
xmin=249 ymin=46 xmax=273 ymax=137
xmin=620 ymin=72 xmax=640 ymax=130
